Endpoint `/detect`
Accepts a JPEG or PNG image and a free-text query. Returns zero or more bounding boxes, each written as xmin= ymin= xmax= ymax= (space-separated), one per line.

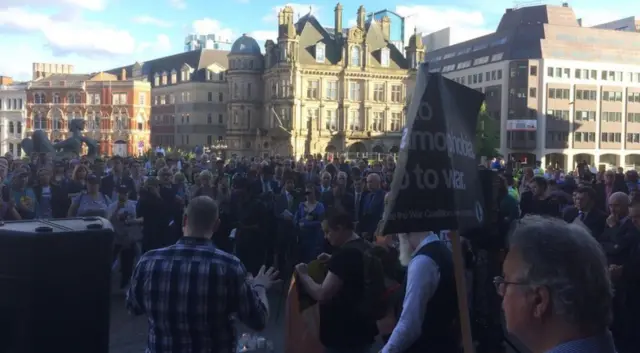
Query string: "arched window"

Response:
xmin=351 ymin=46 xmax=361 ymax=66
xmin=17 ymin=122 xmax=22 ymax=134
xmin=52 ymin=110 xmax=64 ymax=130
xmin=34 ymin=113 xmax=45 ymax=130
xmin=8 ymin=122 xmax=14 ymax=134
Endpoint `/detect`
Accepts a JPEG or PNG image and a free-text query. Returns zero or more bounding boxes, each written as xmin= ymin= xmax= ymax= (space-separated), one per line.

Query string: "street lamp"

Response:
xmin=211 ymin=141 xmax=228 ymax=150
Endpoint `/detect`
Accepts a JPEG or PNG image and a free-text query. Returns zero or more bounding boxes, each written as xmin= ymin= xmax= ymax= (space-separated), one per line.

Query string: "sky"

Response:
xmin=0 ymin=0 xmax=637 ymax=81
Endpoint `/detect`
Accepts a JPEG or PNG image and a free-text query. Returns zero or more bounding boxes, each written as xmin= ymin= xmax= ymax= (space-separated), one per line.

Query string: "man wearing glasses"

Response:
xmin=498 ymin=216 xmax=616 ymax=353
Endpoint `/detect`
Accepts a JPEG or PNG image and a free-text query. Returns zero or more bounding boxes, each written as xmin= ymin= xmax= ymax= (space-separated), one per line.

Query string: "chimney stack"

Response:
xmin=334 ymin=3 xmax=343 ymax=34
xmin=357 ymin=5 xmax=366 ymax=29
xmin=121 ymin=68 xmax=127 ymax=80
xmin=381 ymin=16 xmax=391 ymax=40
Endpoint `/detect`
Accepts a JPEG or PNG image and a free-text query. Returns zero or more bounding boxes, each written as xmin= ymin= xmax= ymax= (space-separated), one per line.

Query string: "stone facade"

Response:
xmin=226 ymin=3 xmax=424 ymax=158
xmin=0 ymin=81 xmax=27 ymax=157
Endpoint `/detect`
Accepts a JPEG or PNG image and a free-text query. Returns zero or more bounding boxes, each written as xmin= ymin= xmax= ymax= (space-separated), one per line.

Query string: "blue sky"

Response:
xmin=0 ymin=0 xmax=636 ymax=81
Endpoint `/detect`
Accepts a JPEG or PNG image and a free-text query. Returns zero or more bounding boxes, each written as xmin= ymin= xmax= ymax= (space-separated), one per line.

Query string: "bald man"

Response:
xmin=360 ymin=173 xmax=386 ymax=241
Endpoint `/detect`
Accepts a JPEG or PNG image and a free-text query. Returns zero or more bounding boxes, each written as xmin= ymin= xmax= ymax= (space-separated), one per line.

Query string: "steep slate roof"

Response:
xmin=106 ymin=49 xmax=230 ymax=85
xmin=293 ymin=12 xmax=408 ymax=69
xmin=425 ymin=4 xmax=640 ymax=70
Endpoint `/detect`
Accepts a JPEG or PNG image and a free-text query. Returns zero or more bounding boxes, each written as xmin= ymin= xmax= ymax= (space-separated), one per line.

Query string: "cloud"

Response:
xmin=132 ymin=15 xmax=173 ymax=28
xmin=169 ymin=0 xmax=186 ymax=10
xmin=262 ymin=3 xmax=320 ymax=23
xmin=190 ymin=18 xmax=234 ymax=42
xmin=346 ymin=18 xmax=356 ymax=28
xmin=0 ymin=0 xmax=107 ymax=11
xmin=249 ymin=30 xmax=277 ymax=42
xmin=0 ymin=8 xmax=136 ymax=57
xmin=395 ymin=5 xmax=492 ymax=45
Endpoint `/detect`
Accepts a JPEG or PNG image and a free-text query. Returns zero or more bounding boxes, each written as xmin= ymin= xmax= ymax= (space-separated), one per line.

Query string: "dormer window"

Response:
xmin=171 ymin=70 xmax=177 ymax=83
xmin=181 ymin=69 xmax=190 ymax=82
xmin=381 ymin=48 xmax=390 ymax=67
xmin=351 ymin=46 xmax=361 ymax=67
xmin=315 ymin=43 xmax=325 ymax=63
xmin=161 ymin=72 xmax=168 ymax=85
xmin=154 ymin=74 xmax=160 ymax=86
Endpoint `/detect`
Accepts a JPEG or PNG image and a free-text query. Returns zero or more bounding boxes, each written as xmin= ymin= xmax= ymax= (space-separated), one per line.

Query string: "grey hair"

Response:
xmin=509 ymin=215 xmax=613 ymax=330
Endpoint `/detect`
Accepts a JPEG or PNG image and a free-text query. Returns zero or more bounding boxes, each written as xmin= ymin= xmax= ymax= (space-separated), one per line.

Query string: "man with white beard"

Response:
xmin=381 ymin=231 xmax=460 ymax=353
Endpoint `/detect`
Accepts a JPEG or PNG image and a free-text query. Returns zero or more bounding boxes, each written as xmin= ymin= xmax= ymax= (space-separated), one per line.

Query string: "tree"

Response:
xmin=475 ymin=104 xmax=500 ymax=160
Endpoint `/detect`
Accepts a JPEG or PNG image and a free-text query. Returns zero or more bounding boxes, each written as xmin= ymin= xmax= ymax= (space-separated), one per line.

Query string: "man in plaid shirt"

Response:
xmin=126 ymin=196 xmax=280 ymax=353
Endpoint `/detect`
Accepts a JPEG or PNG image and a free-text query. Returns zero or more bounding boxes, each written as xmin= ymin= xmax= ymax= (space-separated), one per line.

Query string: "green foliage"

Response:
xmin=475 ymin=104 xmax=500 ymax=160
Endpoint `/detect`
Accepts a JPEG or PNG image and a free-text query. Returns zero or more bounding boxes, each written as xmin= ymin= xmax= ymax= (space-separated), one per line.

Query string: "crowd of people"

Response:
xmin=3 ymin=149 xmax=638 ymax=353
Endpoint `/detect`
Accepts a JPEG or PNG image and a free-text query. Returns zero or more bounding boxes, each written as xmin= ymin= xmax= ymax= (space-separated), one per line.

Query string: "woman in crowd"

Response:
xmin=67 ymin=174 xmax=110 ymax=217
xmin=172 ymin=172 xmax=189 ymax=201
xmin=67 ymin=164 xmax=89 ymax=196
xmin=294 ymin=183 xmax=325 ymax=263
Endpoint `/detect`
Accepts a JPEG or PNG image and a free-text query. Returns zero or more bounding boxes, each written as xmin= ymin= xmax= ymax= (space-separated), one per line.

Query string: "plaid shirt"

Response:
xmin=126 ymin=237 xmax=268 ymax=353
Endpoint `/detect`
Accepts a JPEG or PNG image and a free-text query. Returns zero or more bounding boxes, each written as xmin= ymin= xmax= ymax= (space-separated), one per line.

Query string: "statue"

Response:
xmin=21 ymin=118 xmax=100 ymax=159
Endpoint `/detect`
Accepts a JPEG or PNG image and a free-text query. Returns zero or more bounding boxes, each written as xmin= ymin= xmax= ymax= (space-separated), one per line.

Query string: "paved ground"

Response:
xmin=108 ymin=279 xmax=526 ymax=353
xmin=109 ymin=286 xmax=289 ymax=353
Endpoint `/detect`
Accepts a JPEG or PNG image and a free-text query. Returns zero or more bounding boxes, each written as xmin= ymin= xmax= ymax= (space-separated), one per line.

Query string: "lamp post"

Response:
xmin=210 ymin=140 xmax=228 ymax=159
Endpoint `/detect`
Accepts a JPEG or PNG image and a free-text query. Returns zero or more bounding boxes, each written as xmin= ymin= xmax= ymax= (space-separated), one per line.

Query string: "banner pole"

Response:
xmin=449 ymin=230 xmax=474 ymax=353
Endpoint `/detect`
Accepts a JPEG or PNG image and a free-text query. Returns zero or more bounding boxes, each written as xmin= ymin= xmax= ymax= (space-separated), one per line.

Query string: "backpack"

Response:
xmin=344 ymin=239 xmax=388 ymax=321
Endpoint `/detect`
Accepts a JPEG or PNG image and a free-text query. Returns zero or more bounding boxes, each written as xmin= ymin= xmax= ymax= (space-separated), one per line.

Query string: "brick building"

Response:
xmin=25 ymin=70 xmax=151 ymax=156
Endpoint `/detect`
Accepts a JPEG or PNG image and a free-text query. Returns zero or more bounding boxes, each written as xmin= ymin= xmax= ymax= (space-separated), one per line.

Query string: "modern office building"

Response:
xmin=424 ymin=3 xmax=640 ymax=170
xmin=184 ymin=34 xmax=232 ymax=52
xmin=367 ymin=9 xmax=405 ymax=52
xmin=422 ymin=28 xmax=453 ymax=52
xmin=0 ymin=76 xmax=27 ymax=157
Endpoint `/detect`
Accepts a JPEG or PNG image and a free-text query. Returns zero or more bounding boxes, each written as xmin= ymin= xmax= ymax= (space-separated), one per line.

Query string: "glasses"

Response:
xmin=493 ymin=276 xmax=529 ymax=296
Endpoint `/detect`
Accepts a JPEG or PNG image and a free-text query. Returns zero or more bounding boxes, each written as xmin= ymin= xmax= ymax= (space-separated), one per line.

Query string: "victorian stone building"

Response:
xmin=106 ymin=3 xmax=422 ymax=158
xmin=226 ymin=3 xmax=423 ymax=158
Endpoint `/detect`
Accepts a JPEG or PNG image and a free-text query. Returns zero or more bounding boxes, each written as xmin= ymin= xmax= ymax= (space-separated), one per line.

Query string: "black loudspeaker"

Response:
xmin=0 ymin=218 xmax=114 ymax=353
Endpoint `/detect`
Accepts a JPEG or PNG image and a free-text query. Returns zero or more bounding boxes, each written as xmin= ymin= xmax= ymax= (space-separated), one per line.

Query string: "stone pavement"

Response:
xmin=108 ymin=282 xmax=524 ymax=353
xmin=108 ymin=286 xmax=289 ymax=353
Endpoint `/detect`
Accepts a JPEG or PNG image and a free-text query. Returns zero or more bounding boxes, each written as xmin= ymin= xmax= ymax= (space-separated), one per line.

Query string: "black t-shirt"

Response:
xmin=319 ymin=238 xmax=377 ymax=349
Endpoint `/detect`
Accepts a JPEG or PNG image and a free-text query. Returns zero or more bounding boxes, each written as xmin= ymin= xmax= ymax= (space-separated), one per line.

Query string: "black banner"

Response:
xmin=383 ymin=63 xmax=485 ymax=234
